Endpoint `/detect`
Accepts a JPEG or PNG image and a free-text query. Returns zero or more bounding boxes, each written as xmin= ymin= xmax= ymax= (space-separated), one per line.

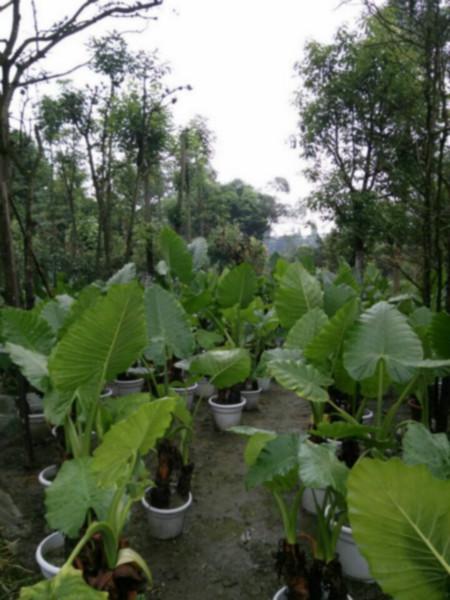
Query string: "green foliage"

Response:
xmin=269 ymin=360 xmax=332 ymax=403
xmin=285 ymin=308 xmax=328 ymax=350
xmin=275 ymin=263 xmax=323 ymax=329
xmin=245 ymin=434 xmax=303 ymax=492
xmin=402 ymin=423 xmax=450 ymax=480
xmin=304 ymin=297 xmax=359 ymax=364
xmin=106 ymin=264 xmax=136 ymax=288
xmin=92 ymin=398 xmax=176 ymax=487
xmin=46 ymin=458 xmax=113 ymax=538
xmin=144 ymin=284 xmax=194 ymax=364
xmin=50 ymin=282 xmax=146 ymax=392
xmin=20 ymin=566 xmax=108 ymax=599
xmin=0 ymin=307 xmax=55 ymax=354
xmin=4 ymin=344 xmax=49 ymax=392
xmin=343 ymin=301 xmax=423 ymax=382
xmin=348 ymin=459 xmax=450 ymax=600
xmin=189 ymin=348 xmax=251 ymax=389
xmin=298 ymin=441 xmax=349 ymax=496
xmin=430 ymin=312 xmax=450 ymax=358
xmin=159 ymin=227 xmax=193 ymax=284
xmin=217 ymin=263 xmax=257 ymax=309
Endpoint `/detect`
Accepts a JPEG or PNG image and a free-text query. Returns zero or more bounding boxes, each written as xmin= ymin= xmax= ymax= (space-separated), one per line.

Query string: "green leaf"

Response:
xmin=50 ymin=282 xmax=146 ymax=392
xmin=231 ymin=426 xmax=277 ymax=466
xmin=260 ymin=348 xmax=303 ymax=371
xmin=269 ymin=360 xmax=332 ymax=403
xmin=299 ymin=440 xmax=349 ymax=496
xmin=20 ymin=565 xmax=108 ymax=599
xmin=195 ymin=329 xmax=224 ymax=350
xmin=246 ymin=434 xmax=303 ymax=492
xmin=5 ymin=343 xmax=49 ymax=392
xmin=106 ymin=263 xmax=136 ymax=288
xmin=323 ymin=283 xmax=357 ymax=317
xmin=334 ymin=259 xmax=359 ymax=291
xmin=43 ymin=388 xmax=75 ymax=426
xmin=343 ymin=301 xmax=423 ymax=383
xmin=159 ymin=227 xmax=193 ymax=284
xmin=144 ymin=284 xmax=194 ymax=364
xmin=312 ymin=421 xmax=374 ymax=441
xmin=189 ymin=348 xmax=251 ymax=389
xmin=217 ymin=263 xmax=257 ymax=309
xmin=41 ymin=295 xmax=74 ymax=335
xmin=430 ymin=312 xmax=450 ymax=358
xmin=402 ymin=422 xmax=450 ymax=480
xmin=305 ymin=297 xmax=359 ymax=364
xmin=348 ymin=459 xmax=450 ymax=600
xmin=0 ymin=307 xmax=55 ymax=354
xmin=92 ymin=398 xmax=176 ymax=487
xmin=285 ymin=308 xmax=328 ymax=350
xmin=275 ymin=263 xmax=323 ymax=329
xmin=61 ymin=286 xmax=102 ymax=336
xmin=101 ymin=393 xmax=151 ymax=427
xmin=46 ymin=458 xmax=113 ymax=538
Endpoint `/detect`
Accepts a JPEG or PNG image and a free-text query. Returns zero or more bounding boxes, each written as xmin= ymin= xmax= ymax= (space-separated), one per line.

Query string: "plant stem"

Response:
xmin=376 ymin=361 xmax=384 ymax=429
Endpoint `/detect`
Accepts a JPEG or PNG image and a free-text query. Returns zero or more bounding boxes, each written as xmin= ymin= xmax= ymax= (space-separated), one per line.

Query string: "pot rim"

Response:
xmin=274 ymin=586 xmax=353 ymax=600
xmin=141 ymin=488 xmax=193 ymax=515
xmin=242 ymin=388 xmax=262 ymax=395
xmin=35 ymin=531 xmax=64 ymax=577
xmin=38 ymin=464 xmax=58 ymax=487
xmin=208 ymin=395 xmax=247 ymax=409
xmin=114 ymin=377 xmax=144 ymax=385
xmin=170 ymin=382 xmax=199 ymax=392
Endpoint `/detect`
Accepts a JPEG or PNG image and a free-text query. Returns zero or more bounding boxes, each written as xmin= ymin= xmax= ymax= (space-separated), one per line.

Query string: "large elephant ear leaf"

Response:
xmin=285 ymin=308 xmax=328 ymax=350
xmin=0 ymin=307 xmax=55 ymax=354
xmin=4 ymin=343 xmax=49 ymax=393
xmin=92 ymin=398 xmax=176 ymax=487
xmin=269 ymin=360 xmax=332 ymax=403
xmin=323 ymin=283 xmax=357 ymax=317
xmin=189 ymin=348 xmax=251 ymax=389
xmin=246 ymin=434 xmax=304 ymax=492
xmin=430 ymin=312 xmax=450 ymax=358
xmin=19 ymin=566 xmax=108 ymax=599
xmin=159 ymin=227 xmax=193 ymax=284
xmin=275 ymin=263 xmax=323 ymax=329
xmin=305 ymin=297 xmax=359 ymax=364
xmin=45 ymin=458 xmax=113 ymax=538
xmin=217 ymin=263 xmax=257 ymax=309
xmin=50 ymin=282 xmax=146 ymax=393
xmin=40 ymin=295 xmax=74 ymax=336
xmin=299 ymin=440 xmax=349 ymax=496
xmin=348 ymin=458 xmax=450 ymax=600
xmin=60 ymin=285 xmax=102 ymax=336
xmin=343 ymin=301 xmax=423 ymax=383
xmin=144 ymin=284 xmax=194 ymax=365
xmin=402 ymin=422 xmax=450 ymax=480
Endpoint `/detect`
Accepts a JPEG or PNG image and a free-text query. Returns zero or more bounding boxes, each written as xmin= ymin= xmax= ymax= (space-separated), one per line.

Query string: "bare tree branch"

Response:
xmin=16 ymin=60 xmax=91 ymax=87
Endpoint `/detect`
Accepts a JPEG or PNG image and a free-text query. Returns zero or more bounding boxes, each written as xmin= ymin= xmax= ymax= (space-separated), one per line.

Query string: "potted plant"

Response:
xmin=23 ymin=397 xmax=176 ymax=599
xmin=190 ymin=347 xmax=251 ymax=430
xmin=233 ymin=428 xmax=353 ymax=599
xmin=141 ymin=397 xmax=197 ymax=539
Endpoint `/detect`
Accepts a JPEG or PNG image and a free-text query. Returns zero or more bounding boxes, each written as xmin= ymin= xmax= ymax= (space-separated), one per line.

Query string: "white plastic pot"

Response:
xmin=208 ymin=395 xmax=247 ymax=430
xmin=113 ymin=377 xmax=144 ymax=396
xmin=35 ymin=531 xmax=64 ymax=579
xmin=242 ymin=388 xmax=262 ymax=411
xmin=273 ymin=587 xmax=353 ymax=600
xmin=141 ymin=490 xmax=192 ymax=539
xmin=257 ymin=376 xmax=271 ymax=391
xmin=197 ymin=378 xmax=216 ymax=399
xmin=38 ymin=464 xmax=58 ymax=488
xmin=302 ymin=487 xmax=326 ymax=515
xmin=336 ymin=524 xmax=373 ymax=581
xmin=170 ymin=383 xmax=198 ymax=410
xmin=100 ymin=388 xmax=113 ymax=399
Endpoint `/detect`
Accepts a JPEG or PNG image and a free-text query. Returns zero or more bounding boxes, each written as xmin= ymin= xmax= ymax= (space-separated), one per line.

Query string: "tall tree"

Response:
xmin=0 ymin=0 xmax=164 ymax=305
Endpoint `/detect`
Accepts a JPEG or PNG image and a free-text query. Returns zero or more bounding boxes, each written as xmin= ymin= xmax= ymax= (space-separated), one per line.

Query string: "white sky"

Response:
xmin=6 ymin=0 xmax=366 ymax=235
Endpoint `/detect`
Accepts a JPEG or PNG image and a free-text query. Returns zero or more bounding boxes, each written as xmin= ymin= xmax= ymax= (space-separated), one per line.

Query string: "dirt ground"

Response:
xmin=0 ymin=386 xmax=387 ymax=600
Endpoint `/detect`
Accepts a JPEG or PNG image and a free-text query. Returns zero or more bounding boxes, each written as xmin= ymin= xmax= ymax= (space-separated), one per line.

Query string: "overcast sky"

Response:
xmin=8 ymin=0 xmax=366 ymax=235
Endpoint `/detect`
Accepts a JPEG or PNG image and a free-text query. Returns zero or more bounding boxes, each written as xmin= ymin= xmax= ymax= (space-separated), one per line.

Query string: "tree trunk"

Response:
xmin=0 ymin=95 xmax=21 ymax=306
